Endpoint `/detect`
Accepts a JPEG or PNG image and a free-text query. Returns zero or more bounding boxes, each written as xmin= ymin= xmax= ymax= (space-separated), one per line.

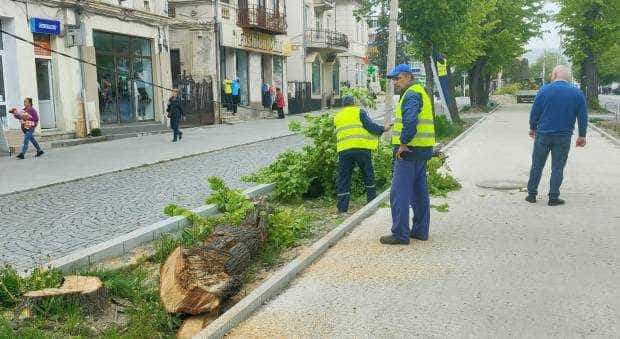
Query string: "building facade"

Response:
xmin=168 ymin=0 xmax=290 ymax=118
xmin=285 ymin=0 xmax=367 ymax=110
xmin=0 ymin=0 xmax=172 ymax=138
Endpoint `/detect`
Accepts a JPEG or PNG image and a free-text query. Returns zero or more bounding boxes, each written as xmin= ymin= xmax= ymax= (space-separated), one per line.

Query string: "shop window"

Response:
xmin=273 ymin=57 xmax=283 ymax=88
xmin=332 ymin=61 xmax=339 ymax=95
xmin=144 ymin=0 xmax=150 ymax=11
xmin=312 ymin=58 xmax=321 ymax=95
xmin=168 ymin=4 xmax=176 ymax=17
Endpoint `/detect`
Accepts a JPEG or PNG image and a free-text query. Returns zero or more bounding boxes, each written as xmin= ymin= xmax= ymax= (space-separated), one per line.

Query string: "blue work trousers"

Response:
xmin=21 ymin=128 xmax=43 ymax=155
xmin=390 ymin=158 xmax=430 ymax=242
xmin=337 ymin=150 xmax=376 ymax=212
xmin=527 ymin=133 xmax=571 ymax=199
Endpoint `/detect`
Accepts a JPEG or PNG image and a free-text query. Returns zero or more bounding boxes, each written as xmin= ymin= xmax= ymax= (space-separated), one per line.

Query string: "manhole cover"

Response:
xmin=476 ymin=180 xmax=527 ymax=190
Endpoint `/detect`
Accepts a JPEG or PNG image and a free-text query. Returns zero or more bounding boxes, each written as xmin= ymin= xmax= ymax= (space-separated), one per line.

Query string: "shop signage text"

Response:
xmin=238 ymin=30 xmax=282 ymax=54
xmin=29 ymin=18 xmax=61 ymax=35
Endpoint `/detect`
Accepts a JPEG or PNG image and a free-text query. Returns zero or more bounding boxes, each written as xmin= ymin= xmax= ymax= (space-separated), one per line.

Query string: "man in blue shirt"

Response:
xmin=526 ymin=65 xmax=587 ymax=206
xmin=231 ymin=78 xmax=241 ymax=114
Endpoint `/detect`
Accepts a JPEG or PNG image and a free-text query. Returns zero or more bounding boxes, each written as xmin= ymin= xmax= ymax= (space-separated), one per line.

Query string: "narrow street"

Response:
xmin=228 ymin=103 xmax=620 ymax=337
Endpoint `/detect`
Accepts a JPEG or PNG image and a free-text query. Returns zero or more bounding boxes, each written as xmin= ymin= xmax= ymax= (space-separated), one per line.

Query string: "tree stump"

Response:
xmin=160 ymin=206 xmax=269 ymax=315
xmin=177 ymin=313 xmax=219 ymax=339
xmin=20 ymin=276 xmax=107 ymax=316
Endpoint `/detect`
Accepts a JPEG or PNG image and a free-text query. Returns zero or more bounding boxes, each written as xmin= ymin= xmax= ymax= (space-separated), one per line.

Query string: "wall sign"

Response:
xmin=30 ymin=18 xmax=61 ymax=35
xmin=220 ymin=24 xmax=289 ymax=56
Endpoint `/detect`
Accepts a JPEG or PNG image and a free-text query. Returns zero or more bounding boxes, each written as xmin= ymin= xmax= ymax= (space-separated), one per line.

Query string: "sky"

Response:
xmin=525 ymin=1 xmax=563 ymax=62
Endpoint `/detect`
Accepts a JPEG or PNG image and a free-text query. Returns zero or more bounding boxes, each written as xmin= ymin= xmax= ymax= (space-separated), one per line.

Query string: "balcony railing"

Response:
xmin=313 ymin=0 xmax=335 ymax=10
xmin=305 ymin=29 xmax=349 ymax=50
xmin=237 ymin=5 xmax=287 ymax=35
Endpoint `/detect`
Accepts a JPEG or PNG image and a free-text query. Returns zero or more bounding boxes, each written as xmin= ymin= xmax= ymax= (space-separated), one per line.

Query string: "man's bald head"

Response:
xmin=551 ymin=65 xmax=571 ymax=81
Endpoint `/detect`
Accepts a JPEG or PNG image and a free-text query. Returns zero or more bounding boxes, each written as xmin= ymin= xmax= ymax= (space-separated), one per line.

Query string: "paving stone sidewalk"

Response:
xmin=229 ymin=104 xmax=620 ymax=337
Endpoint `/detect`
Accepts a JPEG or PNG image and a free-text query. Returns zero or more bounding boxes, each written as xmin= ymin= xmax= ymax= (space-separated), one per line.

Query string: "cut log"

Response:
xmin=160 ymin=205 xmax=269 ymax=315
xmin=21 ymin=275 xmax=107 ymax=315
xmin=177 ymin=313 xmax=219 ymax=339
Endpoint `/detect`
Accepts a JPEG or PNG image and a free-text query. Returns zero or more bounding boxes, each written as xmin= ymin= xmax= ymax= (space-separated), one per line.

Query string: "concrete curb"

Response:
xmin=588 ymin=122 xmax=619 ymax=146
xmin=194 ymin=105 xmax=496 ymax=339
xmin=33 ymin=183 xmax=275 ymax=277
xmin=195 ymin=189 xmax=390 ymax=339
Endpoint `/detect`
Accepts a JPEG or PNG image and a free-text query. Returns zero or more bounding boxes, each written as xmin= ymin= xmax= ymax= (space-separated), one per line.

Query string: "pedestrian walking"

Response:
xmin=526 ymin=65 xmax=587 ymax=206
xmin=231 ymin=78 xmax=240 ymax=114
xmin=261 ymin=82 xmax=270 ymax=109
xmin=223 ymin=78 xmax=233 ymax=111
xmin=11 ymin=97 xmax=44 ymax=159
xmin=166 ymin=89 xmax=185 ymax=142
xmin=334 ymin=95 xmax=389 ymax=213
xmin=274 ymin=88 xmax=286 ymax=119
xmin=381 ymin=64 xmax=436 ymax=245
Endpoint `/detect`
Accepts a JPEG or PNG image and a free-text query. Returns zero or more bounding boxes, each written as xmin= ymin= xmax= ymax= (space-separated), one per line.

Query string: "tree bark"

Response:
xmin=159 ymin=206 xmax=268 ymax=315
xmin=446 ymin=65 xmax=461 ymax=122
xmin=469 ymin=57 xmax=489 ymax=108
xmin=422 ymin=51 xmax=435 ymax=115
xmin=581 ymin=52 xmax=600 ymax=110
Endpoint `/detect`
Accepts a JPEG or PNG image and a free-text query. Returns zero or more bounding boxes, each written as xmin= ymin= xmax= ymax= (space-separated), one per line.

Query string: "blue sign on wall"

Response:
xmin=29 ymin=18 xmax=61 ymax=35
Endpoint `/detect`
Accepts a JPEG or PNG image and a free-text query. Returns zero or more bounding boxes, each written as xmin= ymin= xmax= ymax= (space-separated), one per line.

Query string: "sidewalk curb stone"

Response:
xmin=195 ymin=105 xmax=499 ymax=339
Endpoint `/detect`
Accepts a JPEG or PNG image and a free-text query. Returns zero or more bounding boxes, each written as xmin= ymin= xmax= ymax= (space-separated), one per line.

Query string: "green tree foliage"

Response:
xmin=467 ymin=0 xmax=544 ymax=108
xmin=599 ymin=43 xmax=620 ymax=85
xmin=503 ymin=57 xmax=532 ymax=85
xmin=529 ymin=51 xmax=568 ymax=84
xmin=557 ymin=0 xmax=619 ymax=108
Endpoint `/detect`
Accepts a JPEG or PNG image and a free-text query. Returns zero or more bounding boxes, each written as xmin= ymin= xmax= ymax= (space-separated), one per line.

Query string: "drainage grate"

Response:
xmin=476 ymin=180 xmax=527 ymax=190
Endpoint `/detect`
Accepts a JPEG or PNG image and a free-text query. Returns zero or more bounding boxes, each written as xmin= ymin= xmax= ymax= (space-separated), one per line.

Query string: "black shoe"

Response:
xmin=16 ymin=153 xmax=25 ymax=159
xmin=525 ymin=195 xmax=537 ymax=203
xmin=548 ymin=198 xmax=565 ymax=206
xmin=172 ymin=138 xmax=178 ymax=142
xmin=410 ymin=234 xmax=428 ymax=241
xmin=379 ymin=235 xmax=409 ymax=245
xmin=35 ymin=150 xmax=44 ymax=157
xmin=178 ymin=132 xmax=183 ymax=140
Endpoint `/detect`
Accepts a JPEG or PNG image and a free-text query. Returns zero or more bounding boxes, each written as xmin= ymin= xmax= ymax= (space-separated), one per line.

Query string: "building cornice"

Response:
xmin=28 ymin=0 xmax=173 ymax=27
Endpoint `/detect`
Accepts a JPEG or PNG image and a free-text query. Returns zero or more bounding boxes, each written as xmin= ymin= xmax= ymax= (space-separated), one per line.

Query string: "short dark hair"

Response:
xmin=276 ymin=87 xmax=281 ymax=91
xmin=25 ymin=97 xmax=33 ymax=105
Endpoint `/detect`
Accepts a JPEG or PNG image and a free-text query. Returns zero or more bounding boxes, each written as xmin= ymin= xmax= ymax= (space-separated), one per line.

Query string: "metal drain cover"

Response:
xmin=476 ymin=180 xmax=527 ymax=190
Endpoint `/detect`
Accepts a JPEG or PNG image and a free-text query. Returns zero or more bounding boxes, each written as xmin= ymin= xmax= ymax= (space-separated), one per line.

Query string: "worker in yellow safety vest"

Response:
xmin=380 ymin=64 xmax=436 ymax=245
xmin=334 ymin=95 xmax=390 ymax=213
xmin=223 ymin=78 xmax=233 ymax=111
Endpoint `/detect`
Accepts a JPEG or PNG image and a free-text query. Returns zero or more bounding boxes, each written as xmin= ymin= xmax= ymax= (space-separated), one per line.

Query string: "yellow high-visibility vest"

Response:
xmin=436 ymin=59 xmax=448 ymax=77
xmin=334 ymin=106 xmax=379 ymax=152
xmin=224 ymin=80 xmax=232 ymax=94
xmin=391 ymin=84 xmax=436 ymax=147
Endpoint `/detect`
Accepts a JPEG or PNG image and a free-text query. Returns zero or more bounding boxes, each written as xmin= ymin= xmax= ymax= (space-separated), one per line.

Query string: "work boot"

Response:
xmin=548 ymin=198 xmax=565 ymax=206
xmin=16 ymin=153 xmax=25 ymax=159
xmin=525 ymin=194 xmax=537 ymax=203
xmin=179 ymin=132 xmax=183 ymax=140
xmin=379 ymin=235 xmax=409 ymax=245
xmin=35 ymin=150 xmax=44 ymax=157
xmin=410 ymin=234 xmax=428 ymax=241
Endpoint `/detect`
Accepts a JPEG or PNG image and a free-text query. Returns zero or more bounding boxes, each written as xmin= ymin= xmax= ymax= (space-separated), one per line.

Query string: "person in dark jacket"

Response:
xmin=167 ymin=89 xmax=185 ymax=142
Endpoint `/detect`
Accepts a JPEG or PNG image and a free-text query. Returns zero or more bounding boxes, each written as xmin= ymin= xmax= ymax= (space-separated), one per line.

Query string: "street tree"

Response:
xmin=557 ymin=0 xmax=619 ymax=109
xmin=467 ymin=0 xmax=544 ymax=108
xmin=529 ymin=51 xmax=568 ymax=84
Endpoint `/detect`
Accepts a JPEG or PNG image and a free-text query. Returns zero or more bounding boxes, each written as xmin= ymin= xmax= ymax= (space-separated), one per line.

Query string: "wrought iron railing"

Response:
xmin=237 ymin=5 xmax=287 ymax=34
xmin=304 ymin=29 xmax=349 ymax=49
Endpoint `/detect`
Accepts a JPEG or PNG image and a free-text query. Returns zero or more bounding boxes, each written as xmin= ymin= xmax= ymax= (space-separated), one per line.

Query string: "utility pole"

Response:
xmin=384 ymin=0 xmax=398 ymax=125
xmin=462 ymin=73 xmax=467 ymax=98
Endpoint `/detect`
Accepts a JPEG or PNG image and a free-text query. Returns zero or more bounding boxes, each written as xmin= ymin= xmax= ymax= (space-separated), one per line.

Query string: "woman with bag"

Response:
xmin=166 ymin=89 xmax=185 ymax=142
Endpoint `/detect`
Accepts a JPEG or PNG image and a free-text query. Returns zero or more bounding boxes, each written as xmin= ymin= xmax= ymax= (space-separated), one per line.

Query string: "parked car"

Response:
xmin=516 ymin=90 xmax=538 ymax=103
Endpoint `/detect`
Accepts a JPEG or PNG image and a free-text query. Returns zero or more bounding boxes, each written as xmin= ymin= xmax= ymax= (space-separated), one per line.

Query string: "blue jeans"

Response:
xmin=21 ymin=128 xmax=42 ymax=154
xmin=527 ymin=134 xmax=571 ymax=199
xmin=390 ymin=158 xmax=430 ymax=243
xmin=337 ymin=150 xmax=376 ymax=212
xmin=170 ymin=116 xmax=181 ymax=140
